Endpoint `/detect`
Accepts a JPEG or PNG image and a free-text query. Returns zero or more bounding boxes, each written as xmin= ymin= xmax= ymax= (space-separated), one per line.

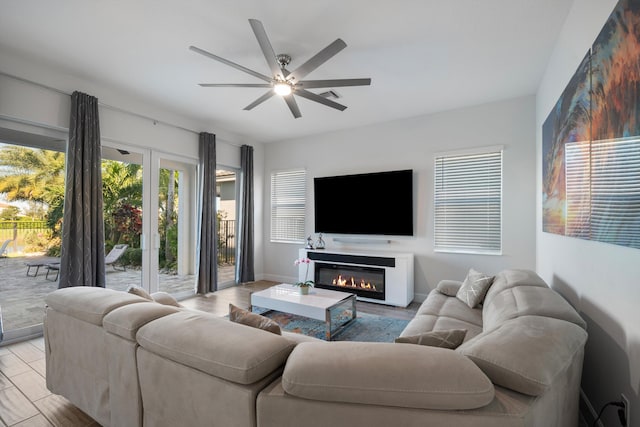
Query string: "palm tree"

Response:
xmin=101 ymin=160 xmax=143 ymax=245
xmin=0 ymin=145 xmax=65 ymax=229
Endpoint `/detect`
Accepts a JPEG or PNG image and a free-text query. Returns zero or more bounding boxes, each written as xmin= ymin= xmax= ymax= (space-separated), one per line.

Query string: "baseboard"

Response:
xmin=217 ymin=281 xmax=237 ymax=290
xmin=581 ymin=388 xmax=603 ymax=427
xmin=413 ymin=292 xmax=428 ymax=303
xmin=261 ymin=274 xmax=297 ymax=284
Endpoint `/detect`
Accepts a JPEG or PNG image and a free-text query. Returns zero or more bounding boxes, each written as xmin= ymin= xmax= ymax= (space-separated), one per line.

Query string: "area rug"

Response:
xmin=256 ymin=309 xmax=409 ymax=342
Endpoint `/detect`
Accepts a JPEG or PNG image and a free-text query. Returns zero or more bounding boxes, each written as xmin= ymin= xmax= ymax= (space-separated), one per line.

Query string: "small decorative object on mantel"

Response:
xmin=294 ymin=257 xmax=314 ymax=295
xmin=315 ymin=233 xmax=325 ymax=249
xmin=305 ymin=236 xmax=314 ymax=249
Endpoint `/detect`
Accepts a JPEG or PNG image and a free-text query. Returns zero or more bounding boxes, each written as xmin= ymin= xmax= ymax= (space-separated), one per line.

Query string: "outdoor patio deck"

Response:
xmin=0 ymin=256 xmax=235 ymax=331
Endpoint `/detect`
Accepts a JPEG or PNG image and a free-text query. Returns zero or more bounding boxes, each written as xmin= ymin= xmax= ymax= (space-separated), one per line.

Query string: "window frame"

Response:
xmin=270 ymin=168 xmax=306 ymax=244
xmin=433 ymin=146 xmax=503 ymax=255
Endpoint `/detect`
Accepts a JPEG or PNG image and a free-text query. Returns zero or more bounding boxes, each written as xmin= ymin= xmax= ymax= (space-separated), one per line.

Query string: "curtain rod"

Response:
xmin=0 ymin=69 xmax=243 ymax=147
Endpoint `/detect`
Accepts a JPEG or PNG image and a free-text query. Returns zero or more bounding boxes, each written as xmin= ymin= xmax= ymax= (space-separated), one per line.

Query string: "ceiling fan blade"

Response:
xmin=243 ymin=90 xmax=276 ymax=110
xmin=248 ymin=19 xmax=283 ymax=80
xmin=295 ymin=89 xmax=347 ymax=111
xmin=283 ymin=94 xmax=302 ymax=119
xmin=189 ymin=45 xmax=272 ymax=83
xmin=289 ymin=39 xmax=347 ymax=82
xmin=298 ymin=78 xmax=371 ymax=89
xmin=199 ymin=83 xmax=271 ymax=88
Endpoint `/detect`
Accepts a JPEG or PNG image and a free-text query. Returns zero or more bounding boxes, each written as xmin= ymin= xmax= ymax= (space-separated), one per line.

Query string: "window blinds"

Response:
xmin=270 ymin=169 xmax=306 ymax=243
xmin=434 ymin=150 xmax=502 ymax=254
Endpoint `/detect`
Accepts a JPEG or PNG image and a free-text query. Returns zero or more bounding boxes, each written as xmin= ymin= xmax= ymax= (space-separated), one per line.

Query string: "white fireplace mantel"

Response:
xmin=298 ymin=248 xmax=414 ymax=307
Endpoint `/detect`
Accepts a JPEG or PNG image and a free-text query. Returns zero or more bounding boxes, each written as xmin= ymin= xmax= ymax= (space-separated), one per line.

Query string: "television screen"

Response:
xmin=314 ymin=169 xmax=413 ymax=236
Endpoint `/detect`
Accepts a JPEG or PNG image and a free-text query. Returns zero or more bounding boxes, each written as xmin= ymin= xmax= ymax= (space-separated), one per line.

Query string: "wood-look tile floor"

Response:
xmin=0 ymin=337 xmax=98 ymax=427
xmin=0 ymin=281 xmax=419 ymax=426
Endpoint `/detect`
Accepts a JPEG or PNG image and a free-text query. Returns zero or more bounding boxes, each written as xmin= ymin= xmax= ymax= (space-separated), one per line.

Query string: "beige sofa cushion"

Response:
xmin=483 ymin=286 xmax=587 ymax=331
xmin=401 ymin=291 xmax=483 ymax=341
xmin=457 ymin=315 xmax=588 ymax=396
xmin=418 ymin=291 xmax=483 ymax=326
xmin=103 ymin=302 xmax=180 ymax=340
xmin=136 ymin=310 xmax=294 ymax=385
xmin=483 ymin=269 xmax=548 ymax=309
xmin=282 ymin=342 xmax=494 ymax=410
xmin=395 ymin=329 xmax=467 ymax=348
xmin=45 ymin=287 xmax=146 ymax=326
xmin=259 ymin=377 xmax=544 ymax=427
xmin=281 ymin=331 xmax=324 ymax=345
xmin=436 ymin=279 xmax=463 ymax=296
xmin=401 ymin=314 xmax=483 ymax=342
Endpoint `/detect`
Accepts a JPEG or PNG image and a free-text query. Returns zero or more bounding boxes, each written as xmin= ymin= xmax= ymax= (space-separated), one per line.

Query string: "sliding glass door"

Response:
xmin=101 ymin=143 xmax=198 ymax=297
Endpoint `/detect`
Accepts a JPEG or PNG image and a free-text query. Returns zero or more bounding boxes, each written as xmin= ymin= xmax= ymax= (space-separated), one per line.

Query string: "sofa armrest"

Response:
xmin=436 ymin=280 xmax=463 ymax=296
xmin=282 ymin=342 xmax=494 ymax=410
xmin=45 ymin=287 xmax=146 ymax=325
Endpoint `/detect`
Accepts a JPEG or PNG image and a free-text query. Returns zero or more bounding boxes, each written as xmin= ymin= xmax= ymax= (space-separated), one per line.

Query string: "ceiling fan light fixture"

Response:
xmin=191 ymin=19 xmax=370 ymax=118
xmin=274 ymin=82 xmax=292 ymax=96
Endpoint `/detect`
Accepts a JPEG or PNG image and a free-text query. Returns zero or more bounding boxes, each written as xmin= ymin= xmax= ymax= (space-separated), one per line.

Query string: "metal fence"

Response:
xmin=218 ymin=219 xmax=236 ymax=265
xmin=0 ymin=219 xmax=238 ymax=264
xmin=0 ymin=221 xmax=49 ymax=254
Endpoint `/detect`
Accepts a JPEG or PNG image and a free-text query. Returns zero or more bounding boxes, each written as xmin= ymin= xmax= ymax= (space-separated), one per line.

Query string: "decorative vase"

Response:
xmin=299 ymin=286 xmax=310 ymax=295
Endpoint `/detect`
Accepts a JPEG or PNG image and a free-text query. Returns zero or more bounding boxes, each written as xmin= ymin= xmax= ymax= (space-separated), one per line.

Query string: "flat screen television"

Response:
xmin=314 ymin=169 xmax=413 ymax=236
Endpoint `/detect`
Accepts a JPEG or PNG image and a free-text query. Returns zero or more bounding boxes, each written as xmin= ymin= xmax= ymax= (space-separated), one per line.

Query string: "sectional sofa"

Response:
xmin=44 ymin=269 xmax=587 ymax=426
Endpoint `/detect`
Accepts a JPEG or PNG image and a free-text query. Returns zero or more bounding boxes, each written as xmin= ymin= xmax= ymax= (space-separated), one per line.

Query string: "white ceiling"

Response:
xmin=0 ymin=0 xmax=573 ymax=143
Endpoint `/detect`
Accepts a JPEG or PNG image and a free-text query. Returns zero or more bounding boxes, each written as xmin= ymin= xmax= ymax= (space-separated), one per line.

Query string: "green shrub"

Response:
xmin=24 ymin=229 xmax=53 ymax=253
xmin=121 ymin=247 xmax=142 ymax=267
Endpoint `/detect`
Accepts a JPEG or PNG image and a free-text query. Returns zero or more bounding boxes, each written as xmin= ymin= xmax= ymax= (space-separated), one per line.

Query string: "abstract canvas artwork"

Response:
xmin=542 ymin=52 xmax=591 ymax=236
xmin=542 ymin=0 xmax=640 ymax=249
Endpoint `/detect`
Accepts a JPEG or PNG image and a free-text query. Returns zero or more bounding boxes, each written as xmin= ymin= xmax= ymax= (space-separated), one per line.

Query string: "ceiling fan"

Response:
xmin=189 ymin=19 xmax=371 ymax=119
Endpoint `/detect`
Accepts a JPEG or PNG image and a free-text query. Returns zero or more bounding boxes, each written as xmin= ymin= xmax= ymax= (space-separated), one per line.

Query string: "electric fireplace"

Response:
xmin=314 ymin=262 xmax=385 ymax=300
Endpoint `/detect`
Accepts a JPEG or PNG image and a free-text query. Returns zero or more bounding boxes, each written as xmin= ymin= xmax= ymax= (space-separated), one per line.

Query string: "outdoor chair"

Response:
xmin=45 ymin=262 xmax=61 ymax=281
xmin=25 ymin=256 xmax=61 ymax=277
xmin=105 ymin=244 xmax=128 ymax=271
xmin=0 ymin=239 xmax=12 ymax=258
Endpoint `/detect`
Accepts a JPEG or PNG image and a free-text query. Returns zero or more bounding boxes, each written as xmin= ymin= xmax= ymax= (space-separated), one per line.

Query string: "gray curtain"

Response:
xmin=237 ymin=144 xmax=254 ymax=283
xmin=59 ymin=91 xmax=106 ymax=288
xmin=196 ymin=132 xmax=217 ymax=294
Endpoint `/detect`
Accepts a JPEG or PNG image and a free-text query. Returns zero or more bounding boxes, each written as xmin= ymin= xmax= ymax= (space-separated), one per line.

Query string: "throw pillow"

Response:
xmin=151 ymin=291 xmax=182 ymax=307
xmin=395 ymin=329 xmax=467 ymax=349
xmin=127 ymin=285 xmax=152 ymax=300
xmin=229 ymin=304 xmax=281 ymax=335
xmin=456 ymin=269 xmax=495 ymax=308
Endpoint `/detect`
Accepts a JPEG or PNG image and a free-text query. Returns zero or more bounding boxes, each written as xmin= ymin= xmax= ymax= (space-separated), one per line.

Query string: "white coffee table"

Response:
xmin=250 ymin=284 xmax=357 ymax=340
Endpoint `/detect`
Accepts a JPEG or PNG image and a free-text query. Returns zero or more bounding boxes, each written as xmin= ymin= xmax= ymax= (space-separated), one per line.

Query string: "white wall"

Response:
xmin=0 ymin=51 xmax=265 ymax=280
xmin=262 ymin=95 xmax=537 ymax=301
xmin=536 ymin=0 xmax=640 ymax=424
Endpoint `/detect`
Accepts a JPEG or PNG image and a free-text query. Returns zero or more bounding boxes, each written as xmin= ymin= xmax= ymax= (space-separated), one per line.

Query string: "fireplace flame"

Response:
xmin=332 ymin=275 xmax=377 ymax=291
